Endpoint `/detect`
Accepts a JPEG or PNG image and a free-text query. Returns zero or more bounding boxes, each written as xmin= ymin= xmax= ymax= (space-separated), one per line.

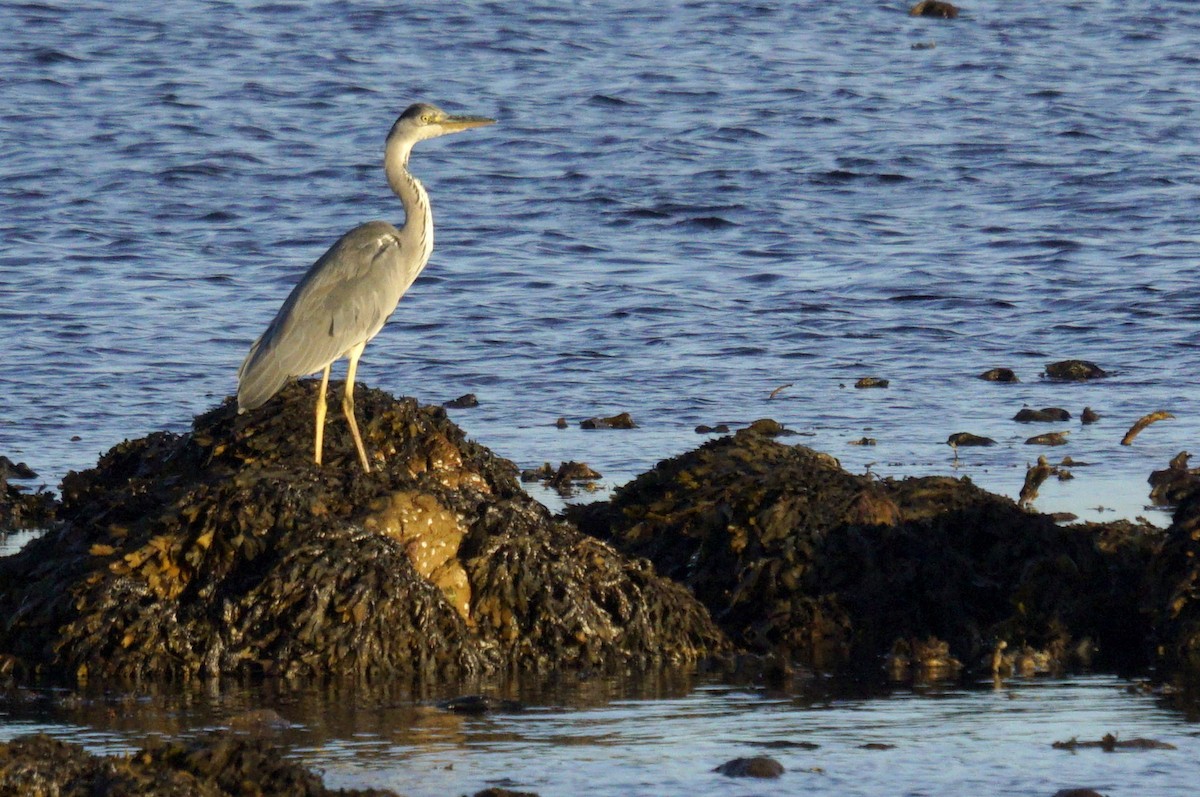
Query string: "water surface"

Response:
xmin=2 ymin=2 xmax=1200 ymax=792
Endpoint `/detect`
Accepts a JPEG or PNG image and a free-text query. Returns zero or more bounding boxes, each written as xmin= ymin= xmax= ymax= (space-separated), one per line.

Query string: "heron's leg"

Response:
xmin=314 ymin=364 xmax=331 ymax=465
xmin=342 ymin=341 xmax=371 ymax=472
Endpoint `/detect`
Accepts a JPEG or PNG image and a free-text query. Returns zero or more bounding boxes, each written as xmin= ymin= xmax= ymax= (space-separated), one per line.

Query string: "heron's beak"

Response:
xmin=440 ymin=114 xmax=496 ymax=133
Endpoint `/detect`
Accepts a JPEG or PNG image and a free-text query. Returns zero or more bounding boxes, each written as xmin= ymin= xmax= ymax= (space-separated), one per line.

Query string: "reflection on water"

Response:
xmin=0 ymin=673 xmax=1195 ymax=796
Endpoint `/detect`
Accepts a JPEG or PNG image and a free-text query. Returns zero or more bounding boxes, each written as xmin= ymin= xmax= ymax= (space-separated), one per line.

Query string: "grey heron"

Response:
xmin=237 ymin=103 xmax=494 ymax=472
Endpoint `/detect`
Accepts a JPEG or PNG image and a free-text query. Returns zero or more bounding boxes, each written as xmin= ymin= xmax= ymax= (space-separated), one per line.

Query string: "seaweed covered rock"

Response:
xmin=1148 ymin=488 xmax=1200 ymax=668
xmin=0 ymin=732 xmax=396 ymax=796
xmin=0 ymin=381 xmax=726 ymax=683
xmin=570 ymin=425 xmax=1158 ymax=672
xmin=0 ymin=457 xmax=57 ymax=530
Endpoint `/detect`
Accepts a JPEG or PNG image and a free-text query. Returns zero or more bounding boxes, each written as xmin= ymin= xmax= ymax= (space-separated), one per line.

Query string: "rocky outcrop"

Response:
xmin=570 ymin=424 xmax=1159 ymax=674
xmin=0 ymin=381 xmax=727 ymax=684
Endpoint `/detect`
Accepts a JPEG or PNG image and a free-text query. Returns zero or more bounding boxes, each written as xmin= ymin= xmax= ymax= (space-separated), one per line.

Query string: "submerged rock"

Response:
xmin=0 ymin=381 xmax=727 ymax=684
xmin=570 ymin=425 xmax=1158 ymax=672
xmin=0 ymin=732 xmax=397 ymax=796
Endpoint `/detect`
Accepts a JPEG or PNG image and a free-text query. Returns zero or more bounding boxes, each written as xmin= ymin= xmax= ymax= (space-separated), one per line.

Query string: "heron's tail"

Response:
xmin=236 ymin=338 xmax=289 ymax=413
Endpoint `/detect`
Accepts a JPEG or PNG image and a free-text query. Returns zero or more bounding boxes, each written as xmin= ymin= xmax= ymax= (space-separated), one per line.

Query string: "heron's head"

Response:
xmin=389 ymin=103 xmax=495 ymax=144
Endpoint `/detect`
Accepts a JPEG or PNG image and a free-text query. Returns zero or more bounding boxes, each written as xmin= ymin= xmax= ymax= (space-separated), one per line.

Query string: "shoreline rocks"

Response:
xmin=569 ymin=423 xmax=1160 ymax=675
xmin=0 ymin=381 xmax=727 ymax=685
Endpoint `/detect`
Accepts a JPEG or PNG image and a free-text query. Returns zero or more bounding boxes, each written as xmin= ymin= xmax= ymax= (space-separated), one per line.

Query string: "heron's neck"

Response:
xmin=384 ymin=140 xmax=434 ymax=264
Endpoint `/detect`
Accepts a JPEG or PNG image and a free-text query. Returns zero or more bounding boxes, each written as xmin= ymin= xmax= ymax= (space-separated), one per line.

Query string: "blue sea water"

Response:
xmin=2 ymin=1 xmax=1200 ymax=792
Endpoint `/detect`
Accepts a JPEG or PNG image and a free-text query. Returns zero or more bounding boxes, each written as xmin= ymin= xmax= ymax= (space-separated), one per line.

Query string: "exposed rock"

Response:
xmin=1044 ymin=360 xmax=1108 ymax=381
xmin=979 ymin=367 xmax=1018 ymax=382
xmin=1148 ymin=452 xmax=1200 ymax=506
xmin=946 ymin=432 xmax=996 ymax=448
xmin=0 ymin=456 xmax=57 ymax=530
xmin=1014 ymin=408 xmax=1071 ymax=423
xmin=1081 ymin=407 xmax=1100 ymax=424
xmin=443 ymin=393 xmax=479 ymax=409
xmin=1052 ymin=734 xmax=1176 ymax=752
xmin=0 ymin=732 xmax=397 ymax=796
xmin=1026 ymin=431 xmax=1069 ymax=446
xmin=570 ymin=425 xmax=1158 ymax=672
xmin=0 ymin=382 xmax=727 ymax=684
xmin=580 ymin=412 xmax=637 ymax=430
xmin=909 ymin=0 xmax=959 ymax=18
xmin=714 ymin=755 xmax=784 ymax=778
xmin=854 ymin=377 xmax=889 ymax=389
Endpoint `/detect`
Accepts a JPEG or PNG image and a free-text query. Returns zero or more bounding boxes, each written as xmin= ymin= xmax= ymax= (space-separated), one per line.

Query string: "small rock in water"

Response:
xmin=554 ymin=417 xmax=568 ymax=429
xmin=1148 ymin=451 xmax=1200 ymax=506
xmin=946 ymin=432 xmax=996 ymax=448
xmin=909 ymin=0 xmax=959 ymax=17
xmin=979 ymin=367 xmax=1019 ymax=382
xmin=1044 ymin=359 xmax=1109 ymax=381
xmin=0 ymin=457 xmax=36 ymax=480
xmin=1013 ymin=407 xmax=1071 ymax=423
xmin=1026 ymin=432 xmax=1069 ymax=446
xmin=714 ymin=755 xmax=784 ymax=778
xmin=1052 ymin=733 xmax=1176 ymax=751
xmin=745 ymin=418 xmax=796 ymax=436
xmin=1081 ymin=407 xmax=1100 ymax=424
xmin=855 ymin=377 xmax=889 ymax=389
xmin=443 ymin=393 xmax=479 ymax=409
xmin=696 ymin=424 xmax=731 ymax=434
xmin=1051 ymin=789 xmax=1105 ymax=797
xmin=580 ymin=412 xmax=637 ymax=430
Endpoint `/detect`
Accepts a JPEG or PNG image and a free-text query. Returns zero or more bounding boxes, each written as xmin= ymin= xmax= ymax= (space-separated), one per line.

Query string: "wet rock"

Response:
xmin=570 ymin=428 xmax=1158 ymax=672
xmin=0 ymin=456 xmax=37 ymax=480
xmin=885 ymin=637 xmax=962 ymax=682
xmin=909 ymin=0 xmax=959 ymax=17
xmin=1121 ymin=410 xmax=1174 ymax=446
xmin=1045 ymin=360 xmax=1108 ymax=381
xmin=979 ymin=367 xmax=1019 ymax=383
xmin=0 ymin=732 xmax=397 ymax=796
xmin=854 ymin=377 xmax=889 ymax=389
xmin=946 ymin=432 xmax=996 ymax=448
xmin=1019 ymin=456 xmax=1056 ymax=508
xmin=714 ymin=756 xmax=784 ymax=778
xmin=443 ymin=393 xmax=479 ymax=409
xmin=1026 ymin=431 xmax=1069 ymax=446
xmin=746 ymin=418 xmax=800 ymax=437
xmin=1052 ymin=734 xmax=1176 ymax=751
xmin=1051 ymin=790 xmax=1105 ymax=797
xmin=1081 ymin=407 xmax=1100 ymax=424
xmin=553 ymin=418 xmax=568 ymax=429
xmin=580 ymin=412 xmax=637 ymax=430
xmin=1148 ymin=489 xmax=1200 ymax=669
xmin=848 ymin=437 xmax=876 ymax=446
xmin=1014 ymin=408 xmax=1071 ymax=423
xmin=1148 ymin=452 xmax=1200 ymax=506
xmin=0 ymin=479 xmax=57 ymax=531
xmin=474 ymin=789 xmax=540 ymax=797
xmin=0 ymin=382 xmax=727 ymax=684
xmin=695 ymin=424 xmax=731 ymax=434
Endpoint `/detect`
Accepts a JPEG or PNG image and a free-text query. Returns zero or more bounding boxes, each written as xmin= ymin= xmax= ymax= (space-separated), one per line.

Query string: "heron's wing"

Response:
xmin=237 ymin=222 xmax=406 ymax=410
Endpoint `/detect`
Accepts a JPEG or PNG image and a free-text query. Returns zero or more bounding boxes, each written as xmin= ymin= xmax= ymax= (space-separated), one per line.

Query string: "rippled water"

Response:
xmin=3 ymin=1 xmax=1200 ymax=792
xmin=3 ymin=1 xmax=1199 ymax=523
xmin=0 ymin=670 xmax=1196 ymax=796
